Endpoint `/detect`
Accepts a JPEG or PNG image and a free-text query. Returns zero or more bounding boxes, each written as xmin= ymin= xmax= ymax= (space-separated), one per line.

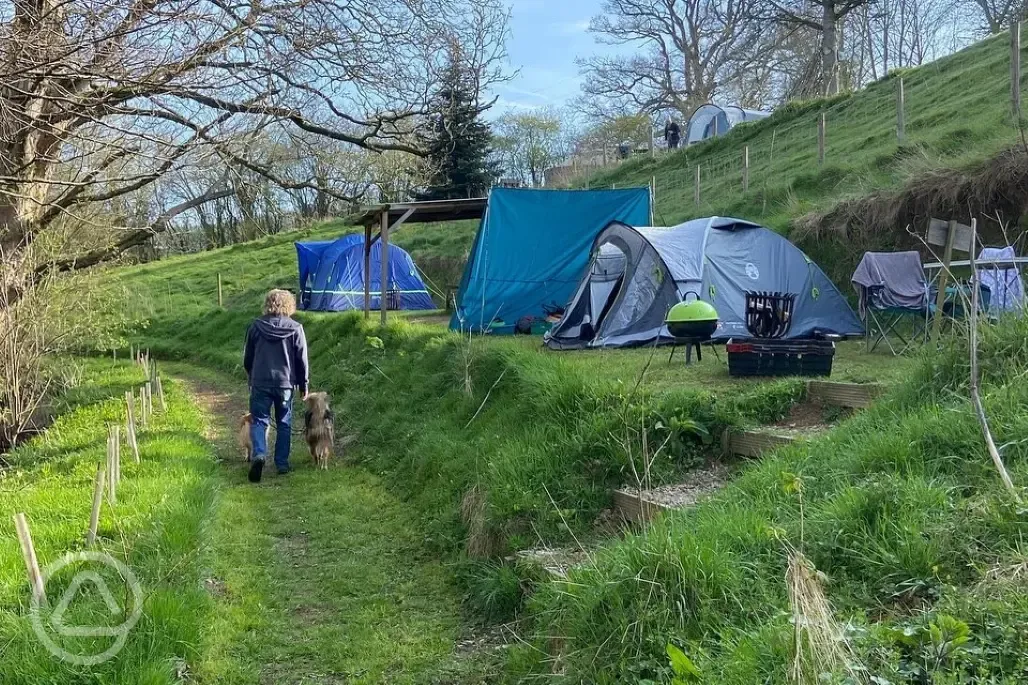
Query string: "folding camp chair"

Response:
xmin=852 ymin=252 xmax=932 ymax=355
xmin=977 ymin=246 xmax=1025 ymax=316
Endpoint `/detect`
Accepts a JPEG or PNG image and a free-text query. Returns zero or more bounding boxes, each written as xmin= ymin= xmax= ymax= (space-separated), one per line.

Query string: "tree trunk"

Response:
xmin=822 ymin=1 xmax=840 ymax=95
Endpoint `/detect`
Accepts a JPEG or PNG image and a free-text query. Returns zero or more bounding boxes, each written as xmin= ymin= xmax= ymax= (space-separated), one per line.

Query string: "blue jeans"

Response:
xmin=249 ymin=387 xmax=293 ymax=471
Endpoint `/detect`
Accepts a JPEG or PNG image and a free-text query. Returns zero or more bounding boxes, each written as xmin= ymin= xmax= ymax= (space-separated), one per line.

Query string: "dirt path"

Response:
xmin=174 ymin=364 xmax=498 ymax=684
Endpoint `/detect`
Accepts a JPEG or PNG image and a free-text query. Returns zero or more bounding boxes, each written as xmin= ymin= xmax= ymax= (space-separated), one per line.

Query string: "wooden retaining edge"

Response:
xmin=722 ymin=429 xmax=796 ymax=458
xmin=612 ymin=488 xmax=671 ymax=523
xmin=806 ymin=380 xmax=884 ymax=409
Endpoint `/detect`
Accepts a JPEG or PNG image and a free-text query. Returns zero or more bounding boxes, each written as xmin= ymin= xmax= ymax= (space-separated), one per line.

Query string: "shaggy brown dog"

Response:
xmin=303 ymin=392 xmax=335 ymax=469
xmin=238 ymin=413 xmax=255 ymax=462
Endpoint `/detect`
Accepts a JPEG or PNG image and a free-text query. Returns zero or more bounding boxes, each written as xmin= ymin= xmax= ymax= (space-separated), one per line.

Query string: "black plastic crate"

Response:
xmin=726 ymin=337 xmax=835 ymax=377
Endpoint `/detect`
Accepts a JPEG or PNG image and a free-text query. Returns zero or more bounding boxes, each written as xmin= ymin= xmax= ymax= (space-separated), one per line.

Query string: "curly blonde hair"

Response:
xmin=263 ymin=289 xmax=297 ymax=317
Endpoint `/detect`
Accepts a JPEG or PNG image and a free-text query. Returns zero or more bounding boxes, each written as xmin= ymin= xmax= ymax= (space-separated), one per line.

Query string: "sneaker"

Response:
xmin=248 ymin=457 xmax=265 ymax=483
xmin=277 ymin=465 xmax=291 ymax=475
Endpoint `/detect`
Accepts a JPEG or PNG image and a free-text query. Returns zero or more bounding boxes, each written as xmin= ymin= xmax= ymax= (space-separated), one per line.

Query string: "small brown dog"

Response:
xmin=303 ymin=392 xmax=335 ymax=469
xmin=238 ymin=413 xmax=269 ymax=462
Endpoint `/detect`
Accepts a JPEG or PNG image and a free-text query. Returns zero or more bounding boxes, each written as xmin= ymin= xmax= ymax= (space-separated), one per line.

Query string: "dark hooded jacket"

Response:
xmin=243 ymin=315 xmax=309 ymax=394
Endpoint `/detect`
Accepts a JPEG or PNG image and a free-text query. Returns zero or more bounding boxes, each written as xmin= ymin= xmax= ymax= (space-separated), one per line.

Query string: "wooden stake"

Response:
xmin=86 ymin=464 xmax=106 ymax=546
xmin=1013 ymin=21 xmax=1022 ymax=121
xmin=112 ymin=424 xmax=121 ymax=484
xmin=931 ymin=219 xmax=958 ymax=341
xmin=897 ymin=77 xmax=906 ymax=143
xmin=125 ymin=391 xmax=139 ymax=463
xmin=145 ymin=382 xmax=153 ymax=417
xmin=817 ymin=112 xmax=826 ymax=167
xmin=106 ymin=427 xmax=117 ymax=504
xmin=14 ymin=513 xmax=45 ymax=603
xmin=217 ymin=273 xmax=223 ymax=308
xmin=742 ymin=146 xmax=750 ymax=193
xmin=156 ymin=374 xmax=167 ymax=412
xmin=968 ymin=218 xmax=1018 ymax=498
xmin=694 ymin=165 xmax=701 ymax=205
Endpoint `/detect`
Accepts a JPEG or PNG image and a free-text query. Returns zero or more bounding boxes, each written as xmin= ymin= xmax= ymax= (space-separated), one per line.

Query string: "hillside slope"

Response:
xmin=584 ymin=31 xmax=1028 ymax=282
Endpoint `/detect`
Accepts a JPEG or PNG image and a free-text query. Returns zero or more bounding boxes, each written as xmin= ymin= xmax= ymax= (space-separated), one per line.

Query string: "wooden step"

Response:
xmin=806 ymin=381 xmax=884 ymax=409
xmin=612 ymin=488 xmax=671 ymax=523
xmin=722 ymin=429 xmax=796 ymax=458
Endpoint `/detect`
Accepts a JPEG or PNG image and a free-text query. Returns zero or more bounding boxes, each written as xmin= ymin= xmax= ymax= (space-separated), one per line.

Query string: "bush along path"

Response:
xmin=173 ymin=364 xmax=500 ymax=684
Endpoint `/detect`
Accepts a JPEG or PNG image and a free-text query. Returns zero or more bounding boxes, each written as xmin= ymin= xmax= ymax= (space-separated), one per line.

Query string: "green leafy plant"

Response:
xmin=666 ymin=643 xmax=702 ymax=683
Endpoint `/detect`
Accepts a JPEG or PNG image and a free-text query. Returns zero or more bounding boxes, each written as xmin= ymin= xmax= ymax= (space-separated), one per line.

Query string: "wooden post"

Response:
xmin=742 ymin=146 xmax=750 ymax=193
xmin=897 ymin=77 xmax=906 ymax=143
xmin=125 ymin=391 xmax=139 ymax=463
xmin=156 ymin=375 xmax=167 ymax=412
xmin=817 ymin=112 xmax=826 ymax=167
xmin=145 ymin=382 xmax=153 ymax=417
xmin=931 ymin=219 xmax=958 ymax=341
xmin=112 ymin=424 xmax=121 ymax=484
xmin=363 ymin=223 xmax=372 ymax=319
xmin=650 ymin=176 xmax=656 ymax=224
xmin=217 ymin=273 xmax=223 ymax=308
xmin=694 ymin=165 xmax=701 ymax=205
xmin=380 ymin=209 xmax=389 ymax=326
xmin=14 ymin=513 xmax=45 ymax=603
xmin=138 ymin=388 xmax=147 ymax=429
xmin=106 ymin=427 xmax=117 ymax=504
xmin=86 ymin=463 xmax=106 ymax=546
xmin=1013 ymin=21 xmax=1022 ymax=121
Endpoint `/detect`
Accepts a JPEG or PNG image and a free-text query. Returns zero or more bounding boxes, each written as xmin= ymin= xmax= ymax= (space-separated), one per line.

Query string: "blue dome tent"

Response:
xmin=296 ymin=235 xmax=435 ymax=311
xmin=685 ymin=104 xmax=770 ymax=145
xmin=545 ymin=217 xmax=863 ymax=349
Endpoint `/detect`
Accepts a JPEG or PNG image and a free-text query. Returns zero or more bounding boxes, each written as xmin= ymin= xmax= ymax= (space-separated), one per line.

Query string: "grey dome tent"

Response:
xmin=685 ymin=104 xmax=770 ymax=145
xmin=544 ymin=217 xmax=863 ymax=350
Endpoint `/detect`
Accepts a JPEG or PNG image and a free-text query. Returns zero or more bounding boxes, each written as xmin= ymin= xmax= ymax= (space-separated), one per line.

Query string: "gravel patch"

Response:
xmin=639 ymin=461 xmax=732 ymax=508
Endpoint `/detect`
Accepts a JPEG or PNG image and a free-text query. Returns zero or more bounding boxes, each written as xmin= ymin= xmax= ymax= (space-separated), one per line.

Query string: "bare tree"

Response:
xmin=769 ymin=0 xmax=876 ymax=95
xmin=578 ymin=0 xmax=769 ymax=118
xmin=966 ymin=0 xmax=1028 ymax=31
xmin=0 ymin=0 xmax=508 ymax=281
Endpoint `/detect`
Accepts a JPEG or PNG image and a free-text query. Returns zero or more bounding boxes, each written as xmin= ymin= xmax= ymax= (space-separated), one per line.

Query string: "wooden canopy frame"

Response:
xmin=353 ymin=197 xmax=488 ymax=323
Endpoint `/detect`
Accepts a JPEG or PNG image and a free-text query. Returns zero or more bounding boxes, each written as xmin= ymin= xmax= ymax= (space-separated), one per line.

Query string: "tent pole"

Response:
xmin=380 ymin=209 xmax=390 ymax=325
xmin=363 ymin=223 xmax=372 ymax=319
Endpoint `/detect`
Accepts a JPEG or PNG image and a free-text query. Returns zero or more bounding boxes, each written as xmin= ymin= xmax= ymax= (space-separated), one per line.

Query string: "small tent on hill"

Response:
xmin=545 ymin=217 xmax=863 ymax=349
xmin=296 ymin=235 xmax=435 ymax=311
xmin=685 ymin=104 xmax=770 ymax=145
xmin=450 ymin=187 xmax=652 ymax=333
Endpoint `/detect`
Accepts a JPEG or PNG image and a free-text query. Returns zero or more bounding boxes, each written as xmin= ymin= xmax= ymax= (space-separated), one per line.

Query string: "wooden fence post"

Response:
xmin=217 ymin=273 xmax=223 ymax=308
xmin=1013 ymin=21 xmax=1022 ymax=121
xmin=694 ymin=165 xmax=701 ymax=205
xmin=106 ymin=427 xmax=117 ymax=504
xmin=742 ymin=146 xmax=750 ymax=193
xmin=380 ymin=209 xmax=390 ymax=326
xmin=931 ymin=219 xmax=959 ymax=341
xmin=86 ymin=464 xmax=106 ymax=546
xmin=817 ymin=112 xmax=826 ymax=167
xmin=14 ymin=513 xmax=45 ymax=603
xmin=125 ymin=391 xmax=140 ymax=463
xmin=897 ymin=77 xmax=906 ymax=143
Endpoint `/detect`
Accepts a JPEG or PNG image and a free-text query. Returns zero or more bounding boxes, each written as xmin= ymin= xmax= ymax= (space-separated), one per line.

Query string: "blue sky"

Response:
xmin=492 ymin=0 xmax=610 ymax=113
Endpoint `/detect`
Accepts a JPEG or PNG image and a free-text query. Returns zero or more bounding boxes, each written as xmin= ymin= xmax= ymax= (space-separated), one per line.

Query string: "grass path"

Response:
xmin=177 ymin=364 xmax=498 ymax=684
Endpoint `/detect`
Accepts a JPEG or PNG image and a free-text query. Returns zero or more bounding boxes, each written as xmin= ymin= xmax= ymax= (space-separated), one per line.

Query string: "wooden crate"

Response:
xmin=722 ymin=429 xmax=796 ymax=458
xmin=807 ymin=381 xmax=883 ymax=409
xmin=612 ymin=488 xmax=670 ymax=523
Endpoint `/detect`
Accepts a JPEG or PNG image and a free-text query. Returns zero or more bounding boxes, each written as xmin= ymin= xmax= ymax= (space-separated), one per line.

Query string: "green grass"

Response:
xmin=0 ymin=358 xmax=218 ymax=684
xmin=0 ymin=359 xmax=497 ymax=683
xmin=173 ymin=363 xmax=498 ymax=684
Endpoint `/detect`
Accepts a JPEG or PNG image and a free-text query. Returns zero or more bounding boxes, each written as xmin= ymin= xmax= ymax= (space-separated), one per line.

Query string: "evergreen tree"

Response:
xmin=416 ymin=46 xmax=497 ymax=200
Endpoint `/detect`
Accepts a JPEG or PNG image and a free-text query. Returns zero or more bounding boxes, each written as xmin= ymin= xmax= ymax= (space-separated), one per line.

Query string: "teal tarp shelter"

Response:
xmin=449 ymin=187 xmax=652 ymax=333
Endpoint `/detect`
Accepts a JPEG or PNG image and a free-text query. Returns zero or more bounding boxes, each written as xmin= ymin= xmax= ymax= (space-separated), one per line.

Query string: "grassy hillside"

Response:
xmin=585 ymin=31 xmax=1028 ymax=283
xmin=107 ymin=205 xmax=1028 ymax=683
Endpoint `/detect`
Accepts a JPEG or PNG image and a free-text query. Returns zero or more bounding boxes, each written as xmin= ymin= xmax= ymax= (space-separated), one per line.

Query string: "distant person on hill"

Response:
xmin=664 ymin=117 xmax=681 ymax=149
xmin=243 ymin=289 xmax=309 ymax=483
